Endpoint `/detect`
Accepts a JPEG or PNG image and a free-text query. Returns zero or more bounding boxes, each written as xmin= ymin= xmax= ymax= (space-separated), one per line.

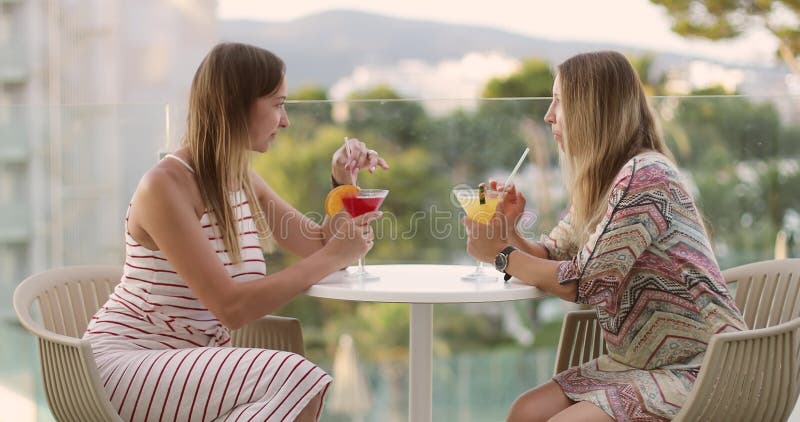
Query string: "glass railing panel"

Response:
xmin=1 ymin=94 xmax=798 ymax=420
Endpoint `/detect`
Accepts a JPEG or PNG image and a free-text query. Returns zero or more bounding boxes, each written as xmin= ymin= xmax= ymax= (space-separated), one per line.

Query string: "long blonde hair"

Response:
xmin=558 ymin=51 xmax=673 ymax=246
xmin=184 ymin=43 xmax=283 ymax=262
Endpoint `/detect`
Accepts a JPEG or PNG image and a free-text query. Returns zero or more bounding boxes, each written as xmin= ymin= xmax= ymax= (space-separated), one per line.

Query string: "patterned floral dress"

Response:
xmin=547 ymin=152 xmax=746 ymax=421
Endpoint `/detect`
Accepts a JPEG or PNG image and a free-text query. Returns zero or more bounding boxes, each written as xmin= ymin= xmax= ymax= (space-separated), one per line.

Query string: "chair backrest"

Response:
xmin=14 ymin=265 xmax=308 ymax=421
xmin=724 ymin=258 xmax=800 ymax=329
xmin=13 ymin=265 xmax=124 ymax=422
xmin=553 ymin=309 xmax=605 ymax=375
xmin=674 ymin=258 xmax=800 ymax=421
xmin=15 ymin=265 xmax=122 ymax=339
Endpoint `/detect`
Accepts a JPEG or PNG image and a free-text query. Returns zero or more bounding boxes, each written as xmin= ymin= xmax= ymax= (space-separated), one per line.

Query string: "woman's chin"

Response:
xmin=251 ymin=141 xmax=272 ymax=153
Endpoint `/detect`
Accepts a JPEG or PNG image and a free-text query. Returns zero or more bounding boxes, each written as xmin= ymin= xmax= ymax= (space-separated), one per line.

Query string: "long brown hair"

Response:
xmin=558 ymin=51 xmax=673 ymax=246
xmin=184 ymin=42 xmax=284 ymax=262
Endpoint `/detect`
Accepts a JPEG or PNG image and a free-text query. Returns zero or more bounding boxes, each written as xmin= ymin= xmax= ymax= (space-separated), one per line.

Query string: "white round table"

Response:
xmin=306 ymin=264 xmax=548 ymax=422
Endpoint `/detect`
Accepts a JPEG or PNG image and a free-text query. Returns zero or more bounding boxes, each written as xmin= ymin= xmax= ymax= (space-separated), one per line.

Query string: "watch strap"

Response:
xmin=497 ymin=246 xmax=517 ymax=283
xmin=499 ymin=245 xmax=517 ymax=257
xmin=331 ymin=173 xmax=343 ymax=188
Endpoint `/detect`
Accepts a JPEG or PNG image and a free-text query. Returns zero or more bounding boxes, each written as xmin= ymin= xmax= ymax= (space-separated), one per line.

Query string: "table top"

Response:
xmin=305 ymin=264 xmax=548 ymax=303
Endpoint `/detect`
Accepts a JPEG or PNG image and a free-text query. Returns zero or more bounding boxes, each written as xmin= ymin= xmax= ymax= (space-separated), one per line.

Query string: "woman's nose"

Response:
xmin=544 ymin=107 xmax=554 ymax=124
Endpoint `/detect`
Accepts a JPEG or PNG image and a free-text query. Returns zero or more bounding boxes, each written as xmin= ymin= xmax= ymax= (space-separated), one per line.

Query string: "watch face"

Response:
xmin=495 ymin=254 xmax=507 ymax=271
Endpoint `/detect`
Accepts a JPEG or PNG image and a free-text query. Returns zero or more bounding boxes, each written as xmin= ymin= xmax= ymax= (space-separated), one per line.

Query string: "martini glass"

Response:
xmin=453 ymin=187 xmax=505 ymax=282
xmin=342 ymin=189 xmax=389 ymax=282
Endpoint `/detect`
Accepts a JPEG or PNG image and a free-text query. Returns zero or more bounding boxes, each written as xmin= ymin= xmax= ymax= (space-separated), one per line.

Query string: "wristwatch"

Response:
xmin=495 ymin=245 xmax=518 ymax=281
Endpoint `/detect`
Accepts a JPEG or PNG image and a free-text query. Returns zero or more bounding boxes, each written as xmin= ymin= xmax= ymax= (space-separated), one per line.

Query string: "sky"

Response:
xmin=218 ymin=0 xmax=779 ymax=65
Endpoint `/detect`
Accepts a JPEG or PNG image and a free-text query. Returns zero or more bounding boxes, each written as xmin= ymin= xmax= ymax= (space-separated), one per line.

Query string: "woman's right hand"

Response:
xmin=324 ymin=211 xmax=382 ymax=267
xmin=489 ymin=180 xmax=526 ymax=227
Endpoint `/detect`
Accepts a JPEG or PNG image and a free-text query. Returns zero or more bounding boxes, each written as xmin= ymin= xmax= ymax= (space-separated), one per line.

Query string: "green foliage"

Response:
xmin=434 ymin=304 xmax=517 ymax=356
xmin=428 ymin=106 xmax=535 ymax=179
xmin=481 ymin=59 xmax=554 ymax=120
xmin=650 ymin=0 xmax=800 ymax=72
xmin=482 ymin=59 xmax=554 ymax=98
xmin=627 ymin=53 xmax=669 ymax=96
xmin=655 ymin=93 xmax=800 ymax=267
xmin=427 ymin=59 xmax=558 ymax=180
xmin=252 ymin=125 xmax=344 ymax=208
xmin=690 ymin=85 xmax=734 ymax=96
xmin=291 ymin=85 xmax=329 ymax=101
xmin=346 ymin=85 xmax=430 ymax=148
xmin=321 ymin=302 xmax=411 ymax=362
xmin=662 ymin=92 xmax=782 ymax=165
xmin=286 ymin=85 xmax=333 ymax=140
xmin=257 ymin=56 xmax=800 ymax=364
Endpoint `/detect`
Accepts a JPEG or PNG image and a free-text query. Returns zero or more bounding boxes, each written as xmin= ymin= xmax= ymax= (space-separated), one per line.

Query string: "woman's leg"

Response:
xmin=548 ymin=401 xmax=615 ymax=422
xmin=507 ymin=381 xmax=573 ymax=422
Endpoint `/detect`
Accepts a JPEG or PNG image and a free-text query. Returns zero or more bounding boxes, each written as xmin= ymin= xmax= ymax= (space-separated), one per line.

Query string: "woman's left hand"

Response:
xmin=463 ymin=213 xmax=509 ymax=264
xmin=332 ymin=137 xmax=390 ymax=185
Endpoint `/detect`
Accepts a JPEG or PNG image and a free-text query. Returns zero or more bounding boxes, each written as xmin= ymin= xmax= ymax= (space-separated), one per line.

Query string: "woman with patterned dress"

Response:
xmin=83 ymin=42 xmax=389 ymax=421
xmin=464 ymin=51 xmax=746 ymax=421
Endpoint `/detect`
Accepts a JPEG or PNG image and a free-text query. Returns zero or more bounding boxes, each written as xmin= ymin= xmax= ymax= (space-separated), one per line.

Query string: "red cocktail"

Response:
xmin=343 ymin=189 xmax=388 ymax=282
xmin=342 ymin=195 xmax=386 ymax=217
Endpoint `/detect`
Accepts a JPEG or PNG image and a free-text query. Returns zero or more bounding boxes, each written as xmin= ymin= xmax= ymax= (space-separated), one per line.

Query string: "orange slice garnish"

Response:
xmin=325 ymin=184 xmax=360 ymax=216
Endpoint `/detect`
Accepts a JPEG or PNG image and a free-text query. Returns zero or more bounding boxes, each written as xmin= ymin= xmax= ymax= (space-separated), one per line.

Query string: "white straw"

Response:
xmin=344 ymin=136 xmax=358 ymax=186
xmin=502 ymin=147 xmax=530 ymax=189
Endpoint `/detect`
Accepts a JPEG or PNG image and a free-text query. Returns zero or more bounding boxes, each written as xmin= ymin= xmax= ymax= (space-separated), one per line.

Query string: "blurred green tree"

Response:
xmin=650 ymin=0 xmax=800 ymax=73
xmin=628 ymin=53 xmax=669 ymax=96
xmin=345 ymin=85 xmax=430 ymax=148
xmin=656 ymin=89 xmax=800 ymax=265
xmin=286 ymin=85 xmax=333 ymax=140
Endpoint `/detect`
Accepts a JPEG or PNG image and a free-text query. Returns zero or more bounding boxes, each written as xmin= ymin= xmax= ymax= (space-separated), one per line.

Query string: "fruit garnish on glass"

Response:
xmin=324 ymin=184 xmax=389 ymax=282
xmin=453 ymin=186 xmax=504 ymax=282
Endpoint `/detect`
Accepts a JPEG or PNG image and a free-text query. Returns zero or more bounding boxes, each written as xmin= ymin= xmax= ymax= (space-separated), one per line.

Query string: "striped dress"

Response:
xmin=547 ymin=152 xmax=746 ymax=421
xmin=83 ymin=157 xmax=331 ymax=421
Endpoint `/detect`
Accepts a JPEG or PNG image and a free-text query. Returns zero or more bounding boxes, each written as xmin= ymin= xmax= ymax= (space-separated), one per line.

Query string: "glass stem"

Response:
xmin=358 ymin=257 xmax=366 ymax=274
xmin=476 ymin=261 xmax=484 ymax=274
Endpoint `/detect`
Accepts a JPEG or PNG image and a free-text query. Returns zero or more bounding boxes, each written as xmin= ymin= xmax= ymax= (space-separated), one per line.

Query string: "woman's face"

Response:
xmin=544 ymin=74 xmax=564 ymax=151
xmin=248 ymin=78 xmax=290 ymax=153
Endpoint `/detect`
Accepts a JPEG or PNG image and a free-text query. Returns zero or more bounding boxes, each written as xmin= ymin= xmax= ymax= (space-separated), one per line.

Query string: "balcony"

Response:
xmin=0 ymin=97 xmax=799 ymax=420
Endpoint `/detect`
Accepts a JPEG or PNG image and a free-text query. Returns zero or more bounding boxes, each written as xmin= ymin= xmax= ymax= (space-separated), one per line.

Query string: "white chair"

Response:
xmin=554 ymin=258 xmax=800 ymax=422
xmin=13 ymin=265 xmax=305 ymax=422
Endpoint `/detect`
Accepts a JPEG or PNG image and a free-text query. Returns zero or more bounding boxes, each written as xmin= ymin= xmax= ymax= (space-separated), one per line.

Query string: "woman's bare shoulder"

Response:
xmin=133 ymin=158 xmax=203 ymax=216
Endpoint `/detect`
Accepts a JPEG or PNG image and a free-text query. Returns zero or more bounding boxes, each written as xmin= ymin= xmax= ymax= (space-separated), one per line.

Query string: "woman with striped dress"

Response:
xmin=463 ymin=51 xmax=746 ymax=421
xmin=83 ymin=42 xmax=389 ymax=421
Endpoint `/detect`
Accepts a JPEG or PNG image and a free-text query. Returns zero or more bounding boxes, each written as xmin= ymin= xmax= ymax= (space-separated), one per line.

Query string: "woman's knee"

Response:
xmin=508 ymin=396 xmax=550 ymax=422
xmin=507 ymin=396 xmax=537 ymax=422
xmin=507 ymin=381 xmax=572 ymax=422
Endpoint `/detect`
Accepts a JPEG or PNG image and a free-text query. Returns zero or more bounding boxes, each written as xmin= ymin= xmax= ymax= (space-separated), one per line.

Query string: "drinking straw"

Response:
xmin=344 ymin=136 xmax=358 ymax=186
xmin=502 ymin=147 xmax=530 ymax=189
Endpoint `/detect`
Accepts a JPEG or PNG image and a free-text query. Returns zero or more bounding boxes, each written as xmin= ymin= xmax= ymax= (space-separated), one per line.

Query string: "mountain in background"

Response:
xmin=221 ymin=9 xmax=785 ymax=94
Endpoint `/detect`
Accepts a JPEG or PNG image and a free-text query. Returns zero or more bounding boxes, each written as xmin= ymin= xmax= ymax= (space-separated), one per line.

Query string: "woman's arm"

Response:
xmin=508 ymin=232 xmax=551 ymax=260
xmin=251 ymin=170 xmax=333 ymax=257
xmin=251 ymin=138 xmax=389 ymax=258
xmin=463 ymin=217 xmax=575 ymax=300
xmin=505 ymin=251 xmax=577 ymax=301
xmin=468 ymin=159 xmax=670 ymax=304
xmin=133 ymin=169 xmax=376 ymax=330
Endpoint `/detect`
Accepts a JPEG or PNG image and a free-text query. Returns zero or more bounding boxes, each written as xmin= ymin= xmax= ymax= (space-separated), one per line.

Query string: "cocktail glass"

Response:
xmin=342 ymin=189 xmax=389 ymax=282
xmin=453 ymin=187 xmax=505 ymax=282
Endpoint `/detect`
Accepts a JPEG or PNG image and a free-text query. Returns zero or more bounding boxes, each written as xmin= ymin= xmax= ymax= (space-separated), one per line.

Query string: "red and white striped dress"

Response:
xmin=84 ymin=156 xmax=331 ymax=422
